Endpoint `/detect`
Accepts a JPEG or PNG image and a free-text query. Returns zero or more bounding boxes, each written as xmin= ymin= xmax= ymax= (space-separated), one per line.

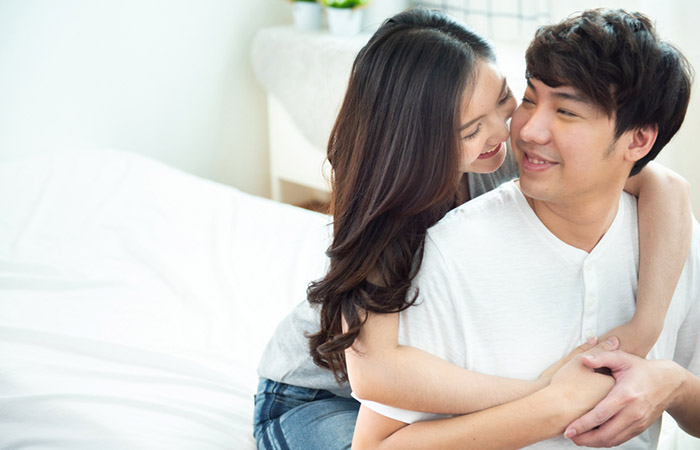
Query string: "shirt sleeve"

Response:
xmin=351 ymin=393 xmax=452 ymax=424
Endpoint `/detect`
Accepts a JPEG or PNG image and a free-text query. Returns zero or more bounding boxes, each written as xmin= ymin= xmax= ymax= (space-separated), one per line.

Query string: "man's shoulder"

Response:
xmin=422 ymin=181 xmax=529 ymax=262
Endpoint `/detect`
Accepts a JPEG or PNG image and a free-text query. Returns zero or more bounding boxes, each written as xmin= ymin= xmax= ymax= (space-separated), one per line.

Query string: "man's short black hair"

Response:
xmin=526 ymin=9 xmax=693 ymax=175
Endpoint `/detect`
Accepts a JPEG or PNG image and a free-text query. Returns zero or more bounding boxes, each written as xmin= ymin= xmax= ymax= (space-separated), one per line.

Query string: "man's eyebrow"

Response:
xmin=526 ymin=79 xmax=590 ymax=104
xmin=459 ymin=79 xmax=508 ymax=131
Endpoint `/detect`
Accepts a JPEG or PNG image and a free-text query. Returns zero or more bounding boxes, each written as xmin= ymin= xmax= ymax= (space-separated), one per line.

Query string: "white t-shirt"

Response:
xmin=256 ymin=150 xmax=520 ymax=395
xmin=356 ymin=181 xmax=700 ymax=450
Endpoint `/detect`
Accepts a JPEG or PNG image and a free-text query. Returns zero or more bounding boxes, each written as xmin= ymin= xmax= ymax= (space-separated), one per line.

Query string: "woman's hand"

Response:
xmin=538 ymin=337 xmax=619 ymax=385
xmin=546 ymin=354 xmax=616 ymax=419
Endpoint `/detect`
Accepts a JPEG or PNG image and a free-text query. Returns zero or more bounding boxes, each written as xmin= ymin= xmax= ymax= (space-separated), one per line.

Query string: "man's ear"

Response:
xmin=624 ymin=125 xmax=658 ymax=162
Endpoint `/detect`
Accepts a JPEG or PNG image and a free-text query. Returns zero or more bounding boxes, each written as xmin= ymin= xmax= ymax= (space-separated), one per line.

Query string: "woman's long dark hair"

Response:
xmin=307 ymin=8 xmax=496 ymax=382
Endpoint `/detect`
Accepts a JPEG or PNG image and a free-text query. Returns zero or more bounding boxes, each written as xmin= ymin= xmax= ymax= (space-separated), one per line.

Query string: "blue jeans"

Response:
xmin=253 ymin=378 xmax=360 ymax=450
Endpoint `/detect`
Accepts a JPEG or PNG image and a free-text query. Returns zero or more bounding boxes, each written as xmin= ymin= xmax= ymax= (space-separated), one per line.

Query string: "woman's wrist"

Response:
xmin=527 ymin=385 xmax=578 ymax=436
xmin=602 ymin=318 xmax=655 ymax=357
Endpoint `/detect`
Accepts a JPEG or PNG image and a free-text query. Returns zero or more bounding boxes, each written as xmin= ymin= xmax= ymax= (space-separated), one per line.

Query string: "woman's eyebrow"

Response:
xmin=459 ymin=114 xmax=484 ymax=131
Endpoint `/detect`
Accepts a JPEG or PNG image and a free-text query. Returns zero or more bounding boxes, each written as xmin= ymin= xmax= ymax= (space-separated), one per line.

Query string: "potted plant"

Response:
xmin=290 ymin=0 xmax=323 ymax=31
xmin=322 ymin=0 xmax=370 ymax=36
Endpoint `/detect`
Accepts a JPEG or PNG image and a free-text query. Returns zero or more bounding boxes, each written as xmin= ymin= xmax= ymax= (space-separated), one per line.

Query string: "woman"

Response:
xmin=254 ymin=8 xmax=692 ymax=450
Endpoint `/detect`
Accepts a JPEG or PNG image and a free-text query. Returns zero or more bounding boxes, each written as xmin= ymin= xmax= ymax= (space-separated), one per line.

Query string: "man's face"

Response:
xmin=510 ymin=78 xmax=631 ymax=207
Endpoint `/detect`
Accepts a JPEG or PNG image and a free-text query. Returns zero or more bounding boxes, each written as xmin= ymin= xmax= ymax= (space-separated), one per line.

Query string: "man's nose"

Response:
xmin=518 ymin=108 xmax=552 ymax=145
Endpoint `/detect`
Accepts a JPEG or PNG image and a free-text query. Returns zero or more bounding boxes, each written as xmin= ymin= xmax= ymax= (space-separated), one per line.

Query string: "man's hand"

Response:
xmin=564 ymin=350 xmax=683 ymax=447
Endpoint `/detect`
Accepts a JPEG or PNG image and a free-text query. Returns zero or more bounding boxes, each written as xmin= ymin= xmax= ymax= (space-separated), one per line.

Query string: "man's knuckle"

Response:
xmin=618 ymin=387 xmax=638 ymax=403
xmin=629 ymin=389 xmax=644 ymax=402
xmin=630 ymin=409 xmax=645 ymax=423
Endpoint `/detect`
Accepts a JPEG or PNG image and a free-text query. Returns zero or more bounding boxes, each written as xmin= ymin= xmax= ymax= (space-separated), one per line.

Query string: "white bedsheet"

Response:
xmin=0 ymin=150 xmax=331 ymax=449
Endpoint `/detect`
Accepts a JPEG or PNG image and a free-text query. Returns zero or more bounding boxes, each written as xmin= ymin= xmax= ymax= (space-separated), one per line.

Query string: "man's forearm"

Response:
xmin=668 ymin=365 xmax=700 ymax=437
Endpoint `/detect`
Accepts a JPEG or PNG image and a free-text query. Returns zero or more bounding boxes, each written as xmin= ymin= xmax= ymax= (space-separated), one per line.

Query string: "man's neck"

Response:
xmin=518 ymin=183 xmax=623 ymax=253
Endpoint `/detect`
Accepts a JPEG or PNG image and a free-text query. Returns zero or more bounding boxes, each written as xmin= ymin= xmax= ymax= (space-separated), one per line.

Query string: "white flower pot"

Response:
xmin=327 ymin=7 xmax=364 ymax=37
xmin=292 ymin=2 xmax=322 ymax=31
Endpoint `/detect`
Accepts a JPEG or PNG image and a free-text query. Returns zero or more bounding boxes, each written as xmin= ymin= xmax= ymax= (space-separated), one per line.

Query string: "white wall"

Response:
xmin=0 ymin=0 xmax=697 ymax=210
xmin=0 ymin=0 xmax=292 ymax=197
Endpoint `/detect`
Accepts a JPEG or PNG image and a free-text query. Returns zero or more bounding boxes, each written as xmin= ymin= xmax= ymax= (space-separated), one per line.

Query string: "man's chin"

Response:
xmin=517 ymin=173 xmax=552 ymax=202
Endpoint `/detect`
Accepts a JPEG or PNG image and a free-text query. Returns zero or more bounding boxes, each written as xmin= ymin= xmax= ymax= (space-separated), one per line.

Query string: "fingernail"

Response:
xmin=605 ymin=336 xmax=619 ymax=347
xmin=583 ymin=354 xmax=595 ymax=361
xmin=587 ymin=337 xmax=597 ymax=345
xmin=564 ymin=428 xmax=577 ymax=439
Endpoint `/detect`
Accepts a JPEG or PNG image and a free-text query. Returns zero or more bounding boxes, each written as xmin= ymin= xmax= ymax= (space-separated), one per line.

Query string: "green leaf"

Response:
xmin=322 ymin=0 xmax=368 ymax=8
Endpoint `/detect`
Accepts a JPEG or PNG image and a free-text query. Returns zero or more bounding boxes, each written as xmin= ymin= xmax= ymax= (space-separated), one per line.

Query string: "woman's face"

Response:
xmin=457 ymin=61 xmax=516 ymax=174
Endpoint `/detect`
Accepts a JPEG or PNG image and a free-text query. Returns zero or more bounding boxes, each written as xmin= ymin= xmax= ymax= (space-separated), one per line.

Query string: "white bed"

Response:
xmin=0 ymin=150 xmax=331 ymax=449
xmin=0 ymin=150 xmax=693 ymax=449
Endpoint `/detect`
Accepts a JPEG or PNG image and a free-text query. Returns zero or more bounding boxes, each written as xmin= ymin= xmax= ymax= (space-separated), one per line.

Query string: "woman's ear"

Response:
xmin=624 ymin=125 xmax=658 ymax=162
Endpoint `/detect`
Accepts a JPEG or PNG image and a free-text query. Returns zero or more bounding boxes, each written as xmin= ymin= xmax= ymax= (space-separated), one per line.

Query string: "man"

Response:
xmin=351 ymin=9 xmax=699 ymax=449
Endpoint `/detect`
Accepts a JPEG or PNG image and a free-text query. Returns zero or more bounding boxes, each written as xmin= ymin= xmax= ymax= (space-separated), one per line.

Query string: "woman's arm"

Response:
xmin=346 ymin=311 xmax=600 ymax=415
xmin=352 ymin=355 xmax=615 ymax=450
xmin=604 ymin=162 xmax=692 ymax=356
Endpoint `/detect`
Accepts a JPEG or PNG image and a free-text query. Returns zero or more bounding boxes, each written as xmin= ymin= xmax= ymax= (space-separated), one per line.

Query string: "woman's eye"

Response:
xmin=498 ymin=88 xmax=513 ymax=105
xmin=521 ymin=96 xmax=534 ymax=105
xmin=463 ymin=125 xmax=481 ymax=141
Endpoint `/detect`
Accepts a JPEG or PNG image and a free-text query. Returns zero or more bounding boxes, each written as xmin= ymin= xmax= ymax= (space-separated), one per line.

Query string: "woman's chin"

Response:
xmin=466 ymin=148 xmax=507 ymax=174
